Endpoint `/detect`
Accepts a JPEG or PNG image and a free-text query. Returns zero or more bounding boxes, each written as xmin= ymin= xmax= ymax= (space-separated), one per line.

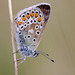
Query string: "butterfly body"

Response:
xmin=14 ymin=3 xmax=51 ymax=63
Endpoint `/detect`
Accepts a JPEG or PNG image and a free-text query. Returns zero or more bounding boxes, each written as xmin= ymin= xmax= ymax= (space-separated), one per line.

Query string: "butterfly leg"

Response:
xmin=12 ymin=50 xmax=19 ymax=54
xmin=14 ymin=57 xmax=24 ymax=63
xmin=13 ymin=48 xmax=24 ymax=54
xmin=17 ymin=57 xmax=26 ymax=67
xmin=17 ymin=57 xmax=24 ymax=61
xmin=12 ymin=49 xmax=21 ymax=54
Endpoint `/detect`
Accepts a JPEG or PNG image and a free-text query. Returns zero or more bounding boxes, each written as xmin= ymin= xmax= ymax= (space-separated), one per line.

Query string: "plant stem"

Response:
xmin=8 ymin=0 xmax=18 ymax=75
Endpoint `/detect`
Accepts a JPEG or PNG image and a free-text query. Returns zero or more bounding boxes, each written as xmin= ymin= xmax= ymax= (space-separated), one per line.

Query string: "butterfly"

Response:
xmin=14 ymin=3 xmax=54 ymax=66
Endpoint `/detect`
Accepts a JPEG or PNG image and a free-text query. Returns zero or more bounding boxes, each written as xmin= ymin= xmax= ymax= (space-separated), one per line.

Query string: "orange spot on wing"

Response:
xmin=38 ymin=17 xmax=42 ymax=22
xmin=17 ymin=24 xmax=19 ymax=27
xmin=17 ymin=22 xmax=19 ymax=27
xmin=26 ymin=15 xmax=30 ymax=19
xmin=22 ymin=17 xmax=26 ymax=21
xmin=30 ymin=13 xmax=34 ymax=17
xmin=42 ymin=9 xmax=45 ymax=12
xmin=35 ymin=13 xmax=38 ymax=17
xmin=41 ymin=22 xmax=43 ymax=26
xmin=17 ymin=22 xmax=19 ymax=25
xmin=20 ymin=21 xmax=22 ymax=23
xmin=45 ymin=10 xmax=48 ymax=14
xmin=17 ymin=21 xmax=22 ymax=27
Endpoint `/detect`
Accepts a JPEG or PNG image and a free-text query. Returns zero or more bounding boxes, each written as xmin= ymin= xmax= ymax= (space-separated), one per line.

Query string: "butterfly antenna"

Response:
xmin=37 ymin=51 xmax=55 ymax=63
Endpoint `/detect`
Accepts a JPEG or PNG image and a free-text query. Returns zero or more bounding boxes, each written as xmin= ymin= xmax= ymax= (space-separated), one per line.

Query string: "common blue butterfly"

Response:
xmin=14 ymin=3 xmax=54 ymax=66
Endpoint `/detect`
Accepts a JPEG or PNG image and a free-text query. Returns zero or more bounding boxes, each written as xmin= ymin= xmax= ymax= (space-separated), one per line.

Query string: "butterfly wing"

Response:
xmin=32 ymin=3 xmax=51 ymax=49
xmin=14 ymin=3 xmax=51 ymax=51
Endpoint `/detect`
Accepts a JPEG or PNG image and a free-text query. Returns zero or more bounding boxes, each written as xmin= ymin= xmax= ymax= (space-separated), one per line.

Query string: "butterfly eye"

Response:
xmin=36 ymin=30 xmax=40 ymax=35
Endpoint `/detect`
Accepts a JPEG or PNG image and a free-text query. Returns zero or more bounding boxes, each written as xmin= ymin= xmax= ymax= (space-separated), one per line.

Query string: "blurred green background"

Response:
xmin=0 ymin=0 xmax=75 ymax=75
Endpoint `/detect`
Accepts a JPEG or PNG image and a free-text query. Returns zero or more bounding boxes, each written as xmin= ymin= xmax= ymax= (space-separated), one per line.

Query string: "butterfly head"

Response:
xmin=32 ymin=50 xmax=39 ymax=57
xmin=18 ymin=46 xmax=39 ymax=57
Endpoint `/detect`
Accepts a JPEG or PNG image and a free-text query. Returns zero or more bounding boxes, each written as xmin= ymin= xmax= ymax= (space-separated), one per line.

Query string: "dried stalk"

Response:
xmin=8 ymin=0 xmax=18 ymax=75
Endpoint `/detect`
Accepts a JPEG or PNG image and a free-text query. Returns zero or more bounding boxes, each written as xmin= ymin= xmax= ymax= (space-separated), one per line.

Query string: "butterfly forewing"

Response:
xmin=14 ymin=3 xmax=51 ymax=51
